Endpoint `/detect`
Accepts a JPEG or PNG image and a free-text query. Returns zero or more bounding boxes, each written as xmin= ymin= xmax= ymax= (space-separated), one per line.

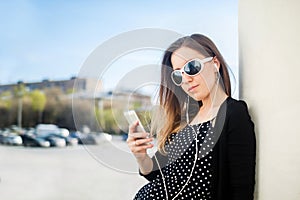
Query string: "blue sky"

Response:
xmin=0 ymin=0 xmax=238 ymax=95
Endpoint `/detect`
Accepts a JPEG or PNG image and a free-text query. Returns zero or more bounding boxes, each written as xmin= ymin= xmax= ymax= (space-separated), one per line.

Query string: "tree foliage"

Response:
xmin=0 ymin=86 xmax=146 ymax=134
xmin=0 ymin=91 xmax=12 ymax=108
xmin=13 ymin=84 xmax=26 ymax=98
xmin=30 ymin=90 xmax=46 ymax=112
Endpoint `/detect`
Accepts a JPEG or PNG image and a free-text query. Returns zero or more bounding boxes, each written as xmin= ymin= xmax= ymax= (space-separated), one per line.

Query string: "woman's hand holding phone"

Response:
xmin=126 ymin=120 xmax=154 ymax=161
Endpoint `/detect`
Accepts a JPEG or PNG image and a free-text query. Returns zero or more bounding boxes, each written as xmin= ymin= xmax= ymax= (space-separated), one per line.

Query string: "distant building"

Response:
xmin=0 ymin=77 xmax=102 ymax=94
xmin=0 ymin=77 xmax=152 ymax=112
xmin=73 ymin=90 xmax=152 ymax=111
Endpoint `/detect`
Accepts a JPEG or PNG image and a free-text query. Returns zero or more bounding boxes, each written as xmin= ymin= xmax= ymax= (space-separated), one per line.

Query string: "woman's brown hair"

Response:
xmin=153 ymin=34 xmax=232 ymax=154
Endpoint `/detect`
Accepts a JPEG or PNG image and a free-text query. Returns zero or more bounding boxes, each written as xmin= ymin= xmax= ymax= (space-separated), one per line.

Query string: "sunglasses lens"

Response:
xmin=171 ymin=71 xmax=182 ymax=85
xmin=185 ymin=60 xmax=202 ymax=75
xmin=171 ymin=60 xmax=204 ymax=86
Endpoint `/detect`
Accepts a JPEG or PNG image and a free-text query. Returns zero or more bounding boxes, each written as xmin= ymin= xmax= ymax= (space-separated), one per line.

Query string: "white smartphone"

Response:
xmin=124 ymin=110 xmax=146 ymax=133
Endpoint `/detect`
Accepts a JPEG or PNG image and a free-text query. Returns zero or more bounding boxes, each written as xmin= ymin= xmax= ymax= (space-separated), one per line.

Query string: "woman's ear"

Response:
xmin=213 ymin=57 xmax=221 ymax=71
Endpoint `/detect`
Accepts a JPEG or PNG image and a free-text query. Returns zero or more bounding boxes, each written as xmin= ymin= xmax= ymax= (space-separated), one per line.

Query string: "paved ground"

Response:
xmin=0 ymin=137 xmax=150 ymax=200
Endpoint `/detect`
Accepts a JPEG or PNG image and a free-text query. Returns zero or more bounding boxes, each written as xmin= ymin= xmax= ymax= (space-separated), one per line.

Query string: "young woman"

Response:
xmin=127 ymin=34 xmax=256 ymax=200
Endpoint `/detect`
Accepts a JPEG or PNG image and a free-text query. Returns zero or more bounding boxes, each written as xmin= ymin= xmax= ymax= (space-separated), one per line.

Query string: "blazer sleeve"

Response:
xmin=227 ymin=100 xmax=256 ymax=200
xmin=139 ymin=150 xmax=168 ymax=182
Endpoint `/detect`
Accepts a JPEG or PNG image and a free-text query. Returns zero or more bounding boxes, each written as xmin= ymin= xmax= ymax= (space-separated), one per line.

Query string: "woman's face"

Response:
xmin=170 ymin=47 xmax=219 ymax=101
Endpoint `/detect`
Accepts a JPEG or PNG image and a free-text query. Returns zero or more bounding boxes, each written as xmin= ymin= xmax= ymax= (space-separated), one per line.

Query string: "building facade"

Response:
xmin=0 ymin=77 xmax=102 ymax=94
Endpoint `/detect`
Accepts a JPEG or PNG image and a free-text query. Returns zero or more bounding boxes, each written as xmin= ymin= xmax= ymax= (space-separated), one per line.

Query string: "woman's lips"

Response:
xmin=188 ymin=85 xmax=199 ymax=92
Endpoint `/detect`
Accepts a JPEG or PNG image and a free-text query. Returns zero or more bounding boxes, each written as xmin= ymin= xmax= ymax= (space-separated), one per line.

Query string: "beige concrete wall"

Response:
xmin=239 ymin=0 xmax=300 ymax=199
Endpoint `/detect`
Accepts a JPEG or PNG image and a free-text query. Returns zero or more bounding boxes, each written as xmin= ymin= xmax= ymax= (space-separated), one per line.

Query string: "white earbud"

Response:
xmin=214 ymin=64 xmax=220 ymax=80
xmin=214 ymin=64 xmax=219 ymax=71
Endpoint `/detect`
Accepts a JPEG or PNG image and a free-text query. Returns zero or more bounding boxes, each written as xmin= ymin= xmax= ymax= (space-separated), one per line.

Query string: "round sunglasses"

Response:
xmin=171 ymin=57 xmax=213 ymax=86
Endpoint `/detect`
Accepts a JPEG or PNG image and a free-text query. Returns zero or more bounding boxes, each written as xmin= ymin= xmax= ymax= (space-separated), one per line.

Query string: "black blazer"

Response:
xmin=139 ymin=97 xmax=256 ymax=200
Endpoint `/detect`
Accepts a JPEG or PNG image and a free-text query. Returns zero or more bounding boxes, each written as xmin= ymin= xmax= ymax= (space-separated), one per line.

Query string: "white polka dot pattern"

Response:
xmin=134 ymin=120 xmax=215 ymax=200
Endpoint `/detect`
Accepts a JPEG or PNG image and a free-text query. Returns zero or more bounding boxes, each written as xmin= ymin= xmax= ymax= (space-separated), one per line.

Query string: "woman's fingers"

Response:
xmin=127 ymin=136 xmax=153 ymax=146
xmin=128 ymin=132 xmax=149 ymax=139
xmin=127 ymin=136 xmax=154 ymax=154
xmin=129 ymin=120 xmax=139 ymax=133
xmin=127 ymin=121 xmax=153 ymax=157
xmin=135 ymin=137 xmax=153 ymax=146
xmin=127 ymin=121 xmax=149 ymax=141
xmin=131 ymin=142 xmax=154 ymax=153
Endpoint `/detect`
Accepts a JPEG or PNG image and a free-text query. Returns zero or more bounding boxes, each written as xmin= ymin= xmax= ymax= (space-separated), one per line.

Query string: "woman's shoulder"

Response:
xmin=224 ymin=96 xmax=252 ymax=120
xmin=226 ymin=97 xmax=248 ymax=109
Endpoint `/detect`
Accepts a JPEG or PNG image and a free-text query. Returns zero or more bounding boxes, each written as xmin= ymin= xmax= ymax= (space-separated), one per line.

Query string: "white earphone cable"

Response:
xmin=153 ymin=71 xmax=220 ymax=200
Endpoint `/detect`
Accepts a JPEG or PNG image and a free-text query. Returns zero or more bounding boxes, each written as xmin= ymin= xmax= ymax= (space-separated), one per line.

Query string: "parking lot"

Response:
xmin=0 ymin=138 xmax=148 ymax=200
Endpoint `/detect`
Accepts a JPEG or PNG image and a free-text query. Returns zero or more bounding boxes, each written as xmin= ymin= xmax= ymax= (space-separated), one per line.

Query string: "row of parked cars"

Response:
xmin=0 ymin=124 xmax=112 ymax=148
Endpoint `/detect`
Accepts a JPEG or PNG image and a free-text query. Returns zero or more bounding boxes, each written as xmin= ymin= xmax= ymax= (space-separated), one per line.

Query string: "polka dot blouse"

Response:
xmin=135 ymin=119 xmax=216 ymax=200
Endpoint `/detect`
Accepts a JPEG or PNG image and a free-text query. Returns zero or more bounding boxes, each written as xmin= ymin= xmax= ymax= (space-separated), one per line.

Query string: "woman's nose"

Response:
xmin=182 ymin=73 xmax=193 ymax=84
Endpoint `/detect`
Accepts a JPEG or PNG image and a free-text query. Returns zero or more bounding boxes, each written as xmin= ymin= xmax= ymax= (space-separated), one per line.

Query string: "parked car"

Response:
xmin=95 ymin=132 xmax=112 ymax=143
xmin=70 ymin=131 xmax=97 ymax=145
xmin=44 ymin=133 xmax=78 ymax=146
xmin=121 ymin=133 xmax=128 ymax=141
xmin=0 ymin=133 xmax=7 ymax=144
xmin=35 ymin=124 xmax=60 ymax=136
xmin=2 ymin=134 xmax=22 ymax=145
xmin=42 ymin=134 xmax=66 ymax=147
xmin=21 ymin=134 xmax=50 ymax=148
xmin=10 ymin=125 xmax=25 ymax=134
xmin=59 ymin=128 xmax=70 ymax=137
xmin=1 ymin=129 xmax=11 ymax=136
xmin=70 ymin=131 xmax=112 ymax=145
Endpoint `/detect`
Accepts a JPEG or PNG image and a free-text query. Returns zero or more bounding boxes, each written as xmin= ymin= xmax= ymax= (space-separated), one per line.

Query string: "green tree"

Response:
xmin=0 ymin=91 xmax=11 ymax=127
xmin=43 ymin=87 xmax=63 ymax=124
xmin=96 ymin=108 xmax=120 ymax=134
xmin=0 ymin=91 xmax=12 ymax=109
xmin=21 ymin=96 xmax=35 ymax=127
xmin=30 ymin=90 xmax=47 ymax=123
xmin=13 ymin=83 xmax=26 ymax=97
